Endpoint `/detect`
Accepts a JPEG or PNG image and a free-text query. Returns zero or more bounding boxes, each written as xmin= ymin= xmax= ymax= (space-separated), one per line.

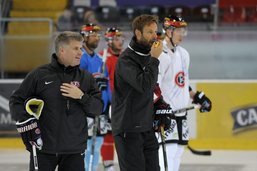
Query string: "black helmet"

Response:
xmin=80 ymin=23 xmax=101 ymax=36
xmin=104 ymin=27 xmax=123 ymax=41
xmin=163 ymin=15 xmax=187 ymax=30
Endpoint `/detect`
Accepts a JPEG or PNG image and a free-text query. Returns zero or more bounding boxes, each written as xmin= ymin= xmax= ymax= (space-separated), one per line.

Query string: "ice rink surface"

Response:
xmin=0 ymin=149 xmax=256 ymax=171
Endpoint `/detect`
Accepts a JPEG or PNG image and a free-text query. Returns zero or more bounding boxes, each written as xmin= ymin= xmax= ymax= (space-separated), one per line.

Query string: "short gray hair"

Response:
xmin=55 ymin=31 xmax=83 ymax=53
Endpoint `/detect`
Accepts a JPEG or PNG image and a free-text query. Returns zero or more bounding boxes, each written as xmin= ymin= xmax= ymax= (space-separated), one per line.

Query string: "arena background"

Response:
xmin=1 ymin=0 xmax=257 ymax=170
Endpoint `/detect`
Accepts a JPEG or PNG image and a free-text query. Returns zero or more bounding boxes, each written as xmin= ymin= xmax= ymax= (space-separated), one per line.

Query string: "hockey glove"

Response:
xmin=99 ymin=114 xmax=110 ymax=135
xmin=25 ymin=98 xmax=44 ymax=119
xmin=16 ymin=118 xmax=43 ymax=151
xmin=153 ymin=96 xmax=173 ymax=132
xmin=192 ymin=91 xmax=212 ymax=113
xmin=93 ymin=73 xmax=108 ymax=91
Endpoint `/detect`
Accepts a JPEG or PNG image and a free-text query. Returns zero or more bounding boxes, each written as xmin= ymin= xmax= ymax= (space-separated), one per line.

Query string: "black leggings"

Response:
xmin=114 ymin=130 xmax=160 ymax=171
xmin=29 ymin=151 xmax=85 ymax=171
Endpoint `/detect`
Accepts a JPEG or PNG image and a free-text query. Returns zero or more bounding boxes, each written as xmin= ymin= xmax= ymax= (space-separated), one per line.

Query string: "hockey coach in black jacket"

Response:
xmin=111 ymin=15 xmax=163 ymax=171
xmin=9 ymin=31 xmax=103 ymax=171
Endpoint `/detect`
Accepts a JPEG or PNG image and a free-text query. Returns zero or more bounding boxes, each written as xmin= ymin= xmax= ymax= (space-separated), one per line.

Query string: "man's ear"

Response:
xmin=135 ymin=29 xmax=142 ymax=40
xmin=59 ymin=46 xmax=64 ymax=54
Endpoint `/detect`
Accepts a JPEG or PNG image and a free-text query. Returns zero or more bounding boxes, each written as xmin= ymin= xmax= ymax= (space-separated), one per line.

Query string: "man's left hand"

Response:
xmin=193 ymin=91 xmax=212 ymax=112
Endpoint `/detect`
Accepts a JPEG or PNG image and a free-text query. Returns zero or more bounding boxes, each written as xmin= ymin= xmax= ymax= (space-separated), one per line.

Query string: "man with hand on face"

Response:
xmin=80 ymin=23 xmax=112 ymax=171
xmin=9 ymin=31 xmax=103 ymax=171
xmin=111 ymin=14 xmax=163 ymax=171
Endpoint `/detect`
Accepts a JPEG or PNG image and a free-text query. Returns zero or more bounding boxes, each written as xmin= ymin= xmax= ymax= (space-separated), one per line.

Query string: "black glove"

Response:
xmin=153 ymin=96 xmax=173 ymax=132
xmin=16 ymin=118 xmax=43 ymax=151
xmin=93 ymin=73 xmax=108 ymax=91
xmin=193 ymin=91 xmax=212 ymax=113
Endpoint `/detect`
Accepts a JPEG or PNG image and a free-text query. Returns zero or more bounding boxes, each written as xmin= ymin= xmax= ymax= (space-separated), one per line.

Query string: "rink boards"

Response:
xmin=190 ymin=80 xmax=257 ymax=150
xmin=0 ymin=79 xmax=257 ymax=150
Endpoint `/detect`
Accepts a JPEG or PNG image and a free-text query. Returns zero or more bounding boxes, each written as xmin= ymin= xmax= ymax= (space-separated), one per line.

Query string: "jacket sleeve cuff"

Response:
xmin=78 ymin=93 xmax=89 ymax=103
xmin=150 ymin=57 xmax=160 ymax=66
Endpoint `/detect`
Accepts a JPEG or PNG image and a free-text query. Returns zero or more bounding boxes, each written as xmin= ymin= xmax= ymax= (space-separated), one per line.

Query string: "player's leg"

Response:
xmin=101 ymin=132 xmax=115 ymax=171
xmin=58 ymin=153 xmax=85 ymax=171
xmin=157 ymin=115 xmax=179 ymax=171
xmin=165 ymin=143 xmax=178 ymax=171
xmin=85 ymin=136 xmax=104 ymax=171
xmin=29 ymin=151 xmax=57 ymax=171
xmin=144 ymin=130 xmax=160 ymax=171
xmin=173 ymin=145 xmax=185 ymax=171
xmin=85 ymin=138 xmax=92 ymax=171
xmin=92 ymin=136 xmax=104 ymax=171
xmin=113 ymin=132 xmax=145 ymax=171
xmin=173 ymin=115 xmax=188 ymax=171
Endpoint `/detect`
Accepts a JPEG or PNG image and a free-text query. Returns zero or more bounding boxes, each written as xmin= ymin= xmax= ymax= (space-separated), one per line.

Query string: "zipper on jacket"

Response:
xmin=67 ymin=100 xmax=70 ymax=110
xmin=63 ymin=67 xmax=70 ymax=111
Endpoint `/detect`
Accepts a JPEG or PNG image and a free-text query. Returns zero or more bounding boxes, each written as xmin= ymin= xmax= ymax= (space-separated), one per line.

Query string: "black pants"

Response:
xmin=29 ymin=151 xmax=85 ymax=171
xmin=114 ymin=130 xmax=160 ymax=171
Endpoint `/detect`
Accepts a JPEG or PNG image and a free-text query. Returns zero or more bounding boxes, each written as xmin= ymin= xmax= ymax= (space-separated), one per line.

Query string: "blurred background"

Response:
xmin=0 ymin=0 xmax=257 ymax=170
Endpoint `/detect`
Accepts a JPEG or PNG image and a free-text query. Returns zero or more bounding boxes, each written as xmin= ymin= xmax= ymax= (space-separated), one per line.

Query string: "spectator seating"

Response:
xmin=72 ymin=6 xmax=91 ymax=23
xmin=95 ymin=5 xmax=120 ymax=23
xmin=3 ymin=39 xmax=50 ymax=73
xmin=4 ymin=0 xmax=65 ymax=74
xmin=8 ymin=0 xmax=68 ymax=35
xmin=147 ymin=5 xmax=166 ymax=19
xmin=12 ymin=0 xmax=67 ymax=11
xmin=246 ymin=6 xmax=257 ymax=23
xmin=219 ymin=0 xmax=257 ymax=24
xmin=119 ymin=6 xmax=140 ymax=22
xmin=192 ymin=5 xmax=214 ymax=22
xmin=166 ymin=5 xmax=192 ymax=21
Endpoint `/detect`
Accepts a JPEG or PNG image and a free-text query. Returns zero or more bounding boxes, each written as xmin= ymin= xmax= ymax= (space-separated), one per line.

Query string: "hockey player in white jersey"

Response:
xmin=156 ymin=15 xmax=212 ymax=171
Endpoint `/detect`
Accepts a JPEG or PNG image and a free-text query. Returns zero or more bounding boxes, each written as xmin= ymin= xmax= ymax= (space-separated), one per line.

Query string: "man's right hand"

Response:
xmin=16 ymin=118 xmax=43 ymax=151
xmin=150 ymin=40 xmax=163 ymax=58
xmin=153 ymin=96 xmax=173 ymax=132
xmin=92 ymin=73 xmax=108 ymax=91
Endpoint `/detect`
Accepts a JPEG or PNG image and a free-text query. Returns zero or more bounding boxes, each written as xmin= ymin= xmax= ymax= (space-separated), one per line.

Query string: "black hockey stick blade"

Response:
xmin=187 ymin=145 xmax=212 ymax=156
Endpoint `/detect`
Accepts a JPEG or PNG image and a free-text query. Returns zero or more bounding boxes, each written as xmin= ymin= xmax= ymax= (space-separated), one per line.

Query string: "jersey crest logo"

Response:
xmin=71 ymin=81 xmax=80 ymax=88
xmin=175 ymin=71 xmax=185 ymax=87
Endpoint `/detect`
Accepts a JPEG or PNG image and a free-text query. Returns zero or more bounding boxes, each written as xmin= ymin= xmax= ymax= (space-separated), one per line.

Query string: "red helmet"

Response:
xmin=104 ymin=27 xmax=123 ymax=41
xmin=163 ymin=15 xmax=187 ymax=30
xmin=80 ymin=23 xmax=101 ymax=36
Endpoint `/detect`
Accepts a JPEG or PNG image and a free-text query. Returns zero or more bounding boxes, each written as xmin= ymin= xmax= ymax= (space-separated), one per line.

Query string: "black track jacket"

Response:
xmin=9 ymin=54 xmax=103 ymax=154
xmin=111 ymin=37 xmax=160 ymax=135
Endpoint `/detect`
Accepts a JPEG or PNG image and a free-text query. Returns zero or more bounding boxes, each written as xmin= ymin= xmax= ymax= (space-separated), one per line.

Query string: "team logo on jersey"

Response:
xmin=71 ymin=81 xmax=80 ymax=87
xmin=175 ymin=71 xmax=185 ymax=87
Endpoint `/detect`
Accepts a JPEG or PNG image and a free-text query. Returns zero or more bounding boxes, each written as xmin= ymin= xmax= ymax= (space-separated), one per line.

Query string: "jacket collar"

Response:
xmin=128 ymin=36 xmax=151 ymax=56
xmin=50 ymin=53 xmax=78 ymax=72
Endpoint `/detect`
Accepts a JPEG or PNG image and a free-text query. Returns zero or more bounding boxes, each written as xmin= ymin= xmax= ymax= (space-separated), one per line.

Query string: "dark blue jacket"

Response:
xmin=9 ymin=54 xmax=103 ymax=154
xmin=111 ymin=37 xmax=159 ymax=135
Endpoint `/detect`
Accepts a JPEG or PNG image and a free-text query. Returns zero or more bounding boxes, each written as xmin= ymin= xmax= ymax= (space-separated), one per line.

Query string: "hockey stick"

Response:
xmin=157 ymin=105 xmax=200 ymax=171
xmin=173 ymin=105 xmax=212 ymax=156
xmin=88 ymin=116 xmax=99 ymax=171
xmin=187 ymin=145 xmax=211 ymax=156
xmin=32 ymin=144 xmax=39 ymax=171
xmin=172 ymin=104 xmax=200 ymax=115
xmin=160 ymin=126 xmax=168 ymax=171
xmin=101 ymin=48 xmax=108 ymax=74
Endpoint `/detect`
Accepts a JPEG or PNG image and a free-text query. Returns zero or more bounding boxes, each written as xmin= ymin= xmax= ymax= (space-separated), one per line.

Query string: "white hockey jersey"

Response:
xmin=158 ymin=40 xmax=190 ymax=116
